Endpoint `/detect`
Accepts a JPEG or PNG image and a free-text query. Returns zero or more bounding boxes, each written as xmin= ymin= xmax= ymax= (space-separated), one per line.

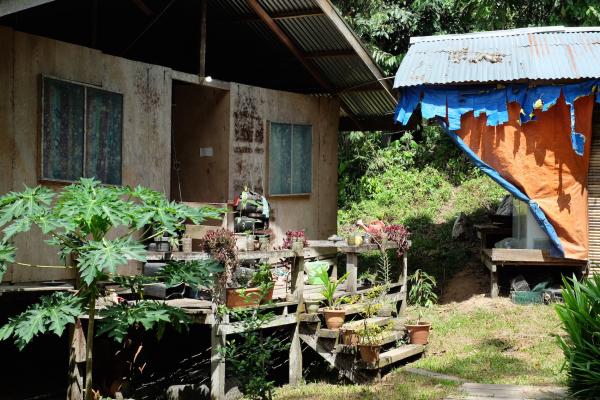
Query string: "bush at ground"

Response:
xmin=556 ymin=275 xmax=600 ymax=398
xmin=338 ymin=127 xmax=506 ymax=285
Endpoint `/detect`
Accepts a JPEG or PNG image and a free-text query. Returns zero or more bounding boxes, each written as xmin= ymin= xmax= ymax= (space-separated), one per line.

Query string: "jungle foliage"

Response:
xmin=334 ymin=0 xmax=600 ymax=76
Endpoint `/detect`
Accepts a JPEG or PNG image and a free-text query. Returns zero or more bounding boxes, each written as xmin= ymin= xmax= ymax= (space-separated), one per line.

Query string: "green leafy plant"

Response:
xmin=158 ymin=259 xmax=223 ymax=290
xmin=0 ymin=178 xmax=222 ymax=400
xmin=555 ymin=274 xmax=600 ymax=398
xmin=357 ymin=322 xmax=392 ymax=346
xmin=317 ymin=270 xmax=350 ymax=310
xmin=221 ymin=307 xmax=289 ymax=399
xmin=250 ymin=262 xmax=274 ymax=292
xmin=408 ymin=269 xmax=438 ymax=308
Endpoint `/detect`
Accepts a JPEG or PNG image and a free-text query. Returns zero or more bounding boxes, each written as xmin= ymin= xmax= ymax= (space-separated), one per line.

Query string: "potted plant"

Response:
xmin=405 ymin=269 xmax=437 ymax=345
xmin=316 ymin=270 xmax=350 ymax=329
xmin=343 ymin=286 xmax=385 ymax=347
xmin=226 ymin=263 xmax=275 ymax=308
xmin=356 ymin=323 xmax=390 ymax=364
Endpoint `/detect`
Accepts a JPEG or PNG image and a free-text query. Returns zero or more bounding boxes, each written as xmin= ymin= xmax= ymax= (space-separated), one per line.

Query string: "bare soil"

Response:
xmin=439 ymin=262 xmax=490 ymax=304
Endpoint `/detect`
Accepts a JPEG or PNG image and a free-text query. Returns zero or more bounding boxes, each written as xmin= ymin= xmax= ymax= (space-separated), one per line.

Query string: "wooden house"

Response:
xmin=0 ymin=0 xmax=396 ymax=283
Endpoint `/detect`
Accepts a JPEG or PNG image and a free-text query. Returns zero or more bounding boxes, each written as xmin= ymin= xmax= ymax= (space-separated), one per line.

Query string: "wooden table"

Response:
xmin=482 ymin=248 xmax=588 ymax=297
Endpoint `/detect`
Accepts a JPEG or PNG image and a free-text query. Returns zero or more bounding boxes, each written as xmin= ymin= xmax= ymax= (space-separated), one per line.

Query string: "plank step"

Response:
xmin=359 ymin=344 xmax=424 ymax=369
xmin=342 ymin=316 xmax=392 ymax=330
xmin=335 ymin=330 xmax=406 ymax=353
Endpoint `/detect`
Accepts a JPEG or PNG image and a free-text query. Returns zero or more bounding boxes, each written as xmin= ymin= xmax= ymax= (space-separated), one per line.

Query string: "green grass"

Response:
xmin=274 ymin=370 xmax=461 ymax=400
xmin=275 ymin=298 xmax=565 ymax=400
xmin=410 ymin=299 xmax=566 ymax=385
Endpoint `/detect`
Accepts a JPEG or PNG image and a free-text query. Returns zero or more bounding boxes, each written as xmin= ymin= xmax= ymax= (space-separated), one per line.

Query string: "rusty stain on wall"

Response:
xmin=231 ymin=87 xmax=265 ymax=194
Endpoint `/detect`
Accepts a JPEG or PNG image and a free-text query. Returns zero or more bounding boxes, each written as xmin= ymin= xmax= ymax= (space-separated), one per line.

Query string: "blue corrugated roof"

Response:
xmin=394 ymin=26 xmax=600 ymax=87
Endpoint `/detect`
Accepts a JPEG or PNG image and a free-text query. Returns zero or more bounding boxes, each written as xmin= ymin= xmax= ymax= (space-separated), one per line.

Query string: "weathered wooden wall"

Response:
xmin=171 ymin=83 xmax=230 ymax=203
xmin=0 ymin=27 xmax=172 ymax=282
xmin=229 ymin=83 xmax=339 ymax=243
xmin=589 ymin=106 xmax=600 ymax=274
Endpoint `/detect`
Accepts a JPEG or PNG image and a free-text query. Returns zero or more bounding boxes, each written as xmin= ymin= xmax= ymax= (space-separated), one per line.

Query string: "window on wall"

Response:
xmin=41 ymin=77 xmax=123 ymax=185
xmin=269 ymin=123 xmax=312 ymax=195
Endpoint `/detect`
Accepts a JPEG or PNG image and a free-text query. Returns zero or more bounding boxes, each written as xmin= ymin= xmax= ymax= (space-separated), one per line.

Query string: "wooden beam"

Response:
xmin=130 ymin=0 xmax=153 ymax=16
xmin=199 ymin=0 xmax=207 ymax=77
xmin=121 ymin=0 xmax=176 ymax=56
xmin=246 ymin=0 xmax=362 ymax=129
xmin=0 ymin=0 xmax=55 ymax=17
xmin=314 ymin=0 xmax=397 ymax=106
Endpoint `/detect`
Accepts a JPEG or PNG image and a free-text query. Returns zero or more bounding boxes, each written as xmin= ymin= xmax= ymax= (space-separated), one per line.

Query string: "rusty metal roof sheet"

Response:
xmin=394 ymin=26 xmax=600 ymax=88
xmin=213 ymin=0 xmax=397 ymax=126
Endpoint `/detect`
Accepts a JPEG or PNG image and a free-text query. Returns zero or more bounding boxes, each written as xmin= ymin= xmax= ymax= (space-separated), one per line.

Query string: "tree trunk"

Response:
xmin=84 ymin=292 xmax=96 ymax=400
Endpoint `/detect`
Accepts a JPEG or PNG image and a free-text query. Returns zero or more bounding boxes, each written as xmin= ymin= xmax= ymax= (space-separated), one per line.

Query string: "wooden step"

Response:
xmin=318 ymin=316 xmax=399 ymax=339
xmin=359 ymin=344 xmax=424 ymax=369
xmin=335 ymin=330 xmax=406 ymax=353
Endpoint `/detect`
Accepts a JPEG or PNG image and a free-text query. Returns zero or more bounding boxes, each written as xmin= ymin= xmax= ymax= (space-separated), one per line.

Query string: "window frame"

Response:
xmin=39 ymin=75 xmax=124 ymax=186
xmin=267 ymin=121 xmax=313 ymax=197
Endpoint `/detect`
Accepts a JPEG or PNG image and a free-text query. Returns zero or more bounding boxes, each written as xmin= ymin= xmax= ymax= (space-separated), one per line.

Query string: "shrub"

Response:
xmin=555 ymin=275 xmax=600 ymax=398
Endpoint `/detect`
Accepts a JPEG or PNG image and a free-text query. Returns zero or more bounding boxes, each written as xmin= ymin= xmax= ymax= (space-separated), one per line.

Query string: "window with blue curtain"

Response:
xmin=41 ymin=77 xmax=123 ymax=185
xmin=269 ymin=122 xmax=312 ymax=195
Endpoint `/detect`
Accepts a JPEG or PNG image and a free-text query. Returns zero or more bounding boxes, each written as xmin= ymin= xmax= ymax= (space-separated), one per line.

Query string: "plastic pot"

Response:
xmin=226 ymin=288 xmax=261 ymax=308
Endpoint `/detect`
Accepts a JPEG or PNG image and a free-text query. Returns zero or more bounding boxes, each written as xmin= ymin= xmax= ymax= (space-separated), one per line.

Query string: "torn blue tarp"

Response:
xmin=394 ymin=80 xmax=600 ymax=155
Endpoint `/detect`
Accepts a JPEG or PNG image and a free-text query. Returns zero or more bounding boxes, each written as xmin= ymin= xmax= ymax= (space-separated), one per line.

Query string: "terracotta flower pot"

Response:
xmin=406 ymin=322 xmax=431 ymax=345
xmin=340 ymin=329 xmax=359 ymax=346
xmin=226 ymin=287 xmax=261 ymax=308
xmin=358 ymin=344 xmax=381 ymax=364
xmin=323 ymin=309 xmax=345 ymax=329
xmin=260 ymin=288 xmax=274 ymax=304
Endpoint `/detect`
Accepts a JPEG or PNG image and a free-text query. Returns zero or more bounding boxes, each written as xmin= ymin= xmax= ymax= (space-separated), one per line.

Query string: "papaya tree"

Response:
xmin=0 ymin=178 xmax=223 ymax=399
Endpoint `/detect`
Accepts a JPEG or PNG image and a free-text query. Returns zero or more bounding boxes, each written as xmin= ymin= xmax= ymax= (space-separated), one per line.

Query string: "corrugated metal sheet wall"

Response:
xmin=588 ymin=106 xmax=600 ymax=274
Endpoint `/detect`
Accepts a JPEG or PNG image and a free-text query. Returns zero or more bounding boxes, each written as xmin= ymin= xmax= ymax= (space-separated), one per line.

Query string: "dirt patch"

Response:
xmin=439 ymin=262 xmax=490 ymax=304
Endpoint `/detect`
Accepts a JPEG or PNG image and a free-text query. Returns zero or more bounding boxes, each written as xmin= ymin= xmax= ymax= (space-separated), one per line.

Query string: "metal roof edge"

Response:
xmin=408 ymin=26 xmax=600 ymax=44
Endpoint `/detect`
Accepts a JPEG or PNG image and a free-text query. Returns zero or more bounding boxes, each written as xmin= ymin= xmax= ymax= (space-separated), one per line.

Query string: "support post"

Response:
xmin=399 ymin=252 xmax=408 ymax=315
xmin=199 ymin=0 xmax=207 ymax=77
xmin=346 ymin=253 xmax=358 ymax=293
xmin=210 ymin=319 xmax=227 ymax=400
xmin=290 ymin=254 xmax=305 ymax=302
xmin=490 ymin=268 xmax=499 ymax=298
xmin=289 ymin=323 xmax=302 ymax=385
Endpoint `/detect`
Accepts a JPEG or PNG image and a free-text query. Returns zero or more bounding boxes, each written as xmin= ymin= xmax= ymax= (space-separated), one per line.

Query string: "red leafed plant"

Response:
xmin=282 ymin=230 xmax=308 ymax=249
xmin=200 ymin=229 xmax=238 ymax=281
xmin=384 ymin=224 xmax=411 ymax=257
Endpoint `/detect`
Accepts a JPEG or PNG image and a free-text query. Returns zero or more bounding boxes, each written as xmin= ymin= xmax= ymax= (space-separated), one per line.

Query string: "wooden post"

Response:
xmin=289 ymin=323 xmax=302 ymax=385
xmin=210 ymin=319 xmax=227 ymax=400
xmin=346 ymin=253 xmax=358 ymax=293
xmin=289 ymin=253 xmax=304 ymax=385
xmin=290 ymin=255 xmax=305 ymax=302
xmin=199 ymin=0 xmax=207 ymax=77
xmin=66 ymin=319 xmax=86 ymax=400
xmin=399 ymin=252 xmax=408 ymax=315
xmin=490 ymin=269 xmax=499 ymax=298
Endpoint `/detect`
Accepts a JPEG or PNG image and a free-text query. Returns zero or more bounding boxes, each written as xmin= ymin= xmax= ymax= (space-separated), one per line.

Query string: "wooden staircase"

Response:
xmin=298 ymin=310 xmax=425 ymax=383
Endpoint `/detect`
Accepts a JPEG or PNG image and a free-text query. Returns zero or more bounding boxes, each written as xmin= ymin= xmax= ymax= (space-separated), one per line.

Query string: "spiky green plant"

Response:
xmin=555 ymin=274 xmax=600 ymax=398
xmin=0 ymin=178 xmax=223 ymax=400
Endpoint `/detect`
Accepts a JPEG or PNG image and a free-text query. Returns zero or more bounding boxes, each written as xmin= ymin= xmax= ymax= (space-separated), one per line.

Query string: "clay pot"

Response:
xmin=323 ymin=309 xmax=345 ymax=329
xmin=358 ymin=344 xmax=381 ymax=364
xmin=340 ymin=329 xmax=359 ymax=346
xmin=226 ymin=288 xmax=261 ymax=308
xmin=406 ymin=322 xmax=431 ymax=345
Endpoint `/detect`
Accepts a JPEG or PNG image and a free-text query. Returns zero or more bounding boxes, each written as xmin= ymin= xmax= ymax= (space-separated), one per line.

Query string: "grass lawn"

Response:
xmin=411 ymin=296 xmax=566 ymax=386
xmin=275 ymin=370 xmax=461 ymax=400
xmin=275 ymin=296 xmax=565 ymax=400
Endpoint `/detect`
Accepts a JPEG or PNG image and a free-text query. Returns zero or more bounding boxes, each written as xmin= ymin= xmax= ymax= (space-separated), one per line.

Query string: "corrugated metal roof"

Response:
xmin=213 ymin=0 xmax=397 ymax=126
xmin=394 ymin=26 xmax=600 ymax=87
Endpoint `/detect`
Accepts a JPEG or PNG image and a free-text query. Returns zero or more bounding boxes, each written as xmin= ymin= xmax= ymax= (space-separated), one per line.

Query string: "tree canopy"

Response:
xmin=334 ymin=0 xmax=600 ymax=75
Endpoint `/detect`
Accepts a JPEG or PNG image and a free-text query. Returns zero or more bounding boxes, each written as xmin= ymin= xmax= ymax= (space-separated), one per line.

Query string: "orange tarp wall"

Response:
xmin=457 ymin=95 xmax=594 ymax=260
